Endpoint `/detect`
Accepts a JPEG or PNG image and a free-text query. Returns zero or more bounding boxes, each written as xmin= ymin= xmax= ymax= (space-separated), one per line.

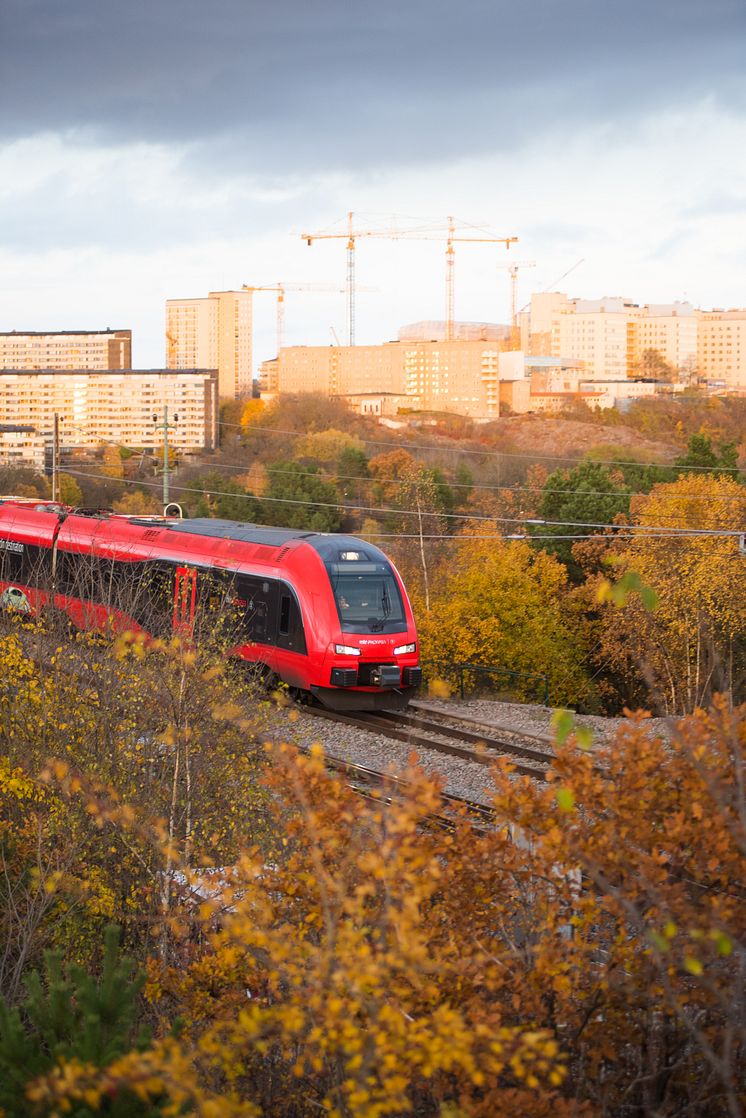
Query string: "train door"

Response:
xmin=235 ymin=576 xmax=278 ymax=646
xmin=276 ymin=586 xmax=307 ymax=655
xmin=173 ymin=566 xmax=197 ymax=635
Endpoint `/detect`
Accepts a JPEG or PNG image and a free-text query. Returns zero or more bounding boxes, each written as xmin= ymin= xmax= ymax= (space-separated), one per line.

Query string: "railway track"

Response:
xmin=306 ymin=747 xmax=496 ymax=829
xmin=301 ymin=702 xmax=552 ymax=781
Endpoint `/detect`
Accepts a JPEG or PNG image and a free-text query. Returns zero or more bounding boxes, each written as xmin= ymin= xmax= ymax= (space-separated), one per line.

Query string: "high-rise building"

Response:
xmin=0 ymin=369 xmax=219 ymax=453
xmin=0 ymin=329 xmax=132 ymax=370
xmin=166 ymin=291 xmax=252 ymax=399
xmin=696 ymin=309 xmax=746 ymax=388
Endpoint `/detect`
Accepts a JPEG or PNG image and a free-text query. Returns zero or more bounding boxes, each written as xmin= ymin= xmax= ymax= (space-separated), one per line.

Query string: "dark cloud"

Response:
xmin=1 ymin=0 xmax=744 ymax=170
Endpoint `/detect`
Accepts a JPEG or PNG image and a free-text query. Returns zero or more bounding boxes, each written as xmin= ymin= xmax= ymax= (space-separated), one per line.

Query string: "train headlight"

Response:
xmin=393 ymin=642 xmax=416 ymax=656
xmin=334 ymin=644 xmax=362 ymax=656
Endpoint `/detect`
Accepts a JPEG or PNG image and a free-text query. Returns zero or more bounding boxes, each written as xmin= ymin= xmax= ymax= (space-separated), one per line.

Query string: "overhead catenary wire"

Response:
xmin=60 ymin=467 xmax=744 ymax=540
xmin=187 ymin=458 xmax=746 ymax=513
xmin=361 ymin=534 xmax=745 ymax=547
xmin=39 ymin=422 xmax=746 ymax=518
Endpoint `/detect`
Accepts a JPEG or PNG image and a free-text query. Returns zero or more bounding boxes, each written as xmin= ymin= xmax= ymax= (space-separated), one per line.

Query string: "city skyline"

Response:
xmin=1 ymin=0 xmax=745 ymax=372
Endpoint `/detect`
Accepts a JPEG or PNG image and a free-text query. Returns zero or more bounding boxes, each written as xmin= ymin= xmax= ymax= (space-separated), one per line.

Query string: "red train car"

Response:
xmin=0 ymin=497 xmax=421 ymax=710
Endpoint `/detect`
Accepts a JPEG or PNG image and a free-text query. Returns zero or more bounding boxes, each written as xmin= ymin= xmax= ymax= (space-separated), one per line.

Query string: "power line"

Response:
xmin=190 ymin=458 xmax=746 ymax=512
xmin=23 ymin=419 xmax=746 ymax=519
xmin=364 ymin=532 xmax=743 ymax=542
xmin=61 ymin=467 xmax=744 ymax=539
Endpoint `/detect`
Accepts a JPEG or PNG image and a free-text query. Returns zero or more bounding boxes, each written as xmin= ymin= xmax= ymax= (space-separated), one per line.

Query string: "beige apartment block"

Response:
xmin=0 ymin=425 xmax=47 ymax=470
xmin=521 ymin=292 xmax=568 ymax=355
xmin=697 ymin=309 xmax=746 ymax=389
xmin=556 ymin=297 xmax=632 ymax=380
xmin=0 ymin=369 xmax=219 ymax=453
xmin=0 ymin=330 xmax=132 ymax=370
xmin=271 ymin=340 xmax=506 ymax=418
xmin=525 ymin=294 xmax=699 ymax=380
xmin=166 ymin=290 xmax=252 ymax=399
xmin=627 ymin=303 xmax=697 ymax=376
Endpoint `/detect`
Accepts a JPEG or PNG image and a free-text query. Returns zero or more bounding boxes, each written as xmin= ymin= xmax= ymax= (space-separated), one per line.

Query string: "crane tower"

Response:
xmin=301 ymin=212 xmax=518 ymax=345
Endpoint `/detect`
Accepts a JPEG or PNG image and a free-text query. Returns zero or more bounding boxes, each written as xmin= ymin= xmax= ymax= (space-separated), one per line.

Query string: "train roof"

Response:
xmin=155 ymin=518 xmax=388 ymax=563
xmin=0 ymin=500 xmax=392 ymax=566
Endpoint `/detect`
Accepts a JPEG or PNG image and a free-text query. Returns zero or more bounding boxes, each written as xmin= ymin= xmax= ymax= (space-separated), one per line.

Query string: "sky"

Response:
xmin=1 ymin=0 xmax=745 ymax=372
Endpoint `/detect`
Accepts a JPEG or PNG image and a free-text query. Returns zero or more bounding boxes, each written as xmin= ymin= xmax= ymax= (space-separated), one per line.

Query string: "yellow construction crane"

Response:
xmin=496 ymin=260 xmax=536 ymax=343
xmin=301 ymin=212 xmax=518 ymax=345
xmin=242 ymin=282 xmax=371 ymax=355
xmin=441 ymin=217 xmax=519 ymax=341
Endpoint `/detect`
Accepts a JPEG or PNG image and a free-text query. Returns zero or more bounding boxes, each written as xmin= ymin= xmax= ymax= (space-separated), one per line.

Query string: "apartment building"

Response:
xmin=556 ymin=297 xmax=631 ymax=379
xmin=268 ymin=339 xmax=506 ymax=418
xmin=0 ymin=425 xmax=47 ymax=470
xmin=0 ymin=369 xmax=219 ymax=453
xmin=166 ymin=291 xmax=252 ymax=399
xmin=0 ymin=329 xmax=132 ymax=370
xmin=523 ymin=295 xmax=698 ymax=380
xmin=629 ymin=303 xmax=697 ymax=375
xmin=697 ymin=309 xmax=746 ymax=388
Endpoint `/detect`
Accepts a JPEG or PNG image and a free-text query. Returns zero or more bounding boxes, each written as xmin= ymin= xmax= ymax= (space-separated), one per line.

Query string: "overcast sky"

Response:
xmin=1 ymin=0 xmax=745 ymax=370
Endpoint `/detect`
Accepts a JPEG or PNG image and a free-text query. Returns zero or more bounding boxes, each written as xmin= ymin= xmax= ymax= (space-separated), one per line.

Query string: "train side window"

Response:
xmin=19 ymin=543 xmax=51 ymax=589
xmin=55 ymin=550 xmax=80 ymax=596
xmin=130 ymin=563 xmax=174 ymax=635
xmin=0 ymin=539 xmax=26 ymax=586
xmin=279 ymin=595 xmax=291 ymax=635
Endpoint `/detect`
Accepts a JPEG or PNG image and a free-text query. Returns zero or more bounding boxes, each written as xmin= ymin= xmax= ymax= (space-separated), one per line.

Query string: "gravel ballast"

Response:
xmin=263 ymin=698 xmax=671 ymax=806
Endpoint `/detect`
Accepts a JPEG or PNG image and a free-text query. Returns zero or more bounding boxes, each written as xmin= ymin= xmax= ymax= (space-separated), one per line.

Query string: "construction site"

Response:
xmin=163 ymin=212 xmax=746 ymax=417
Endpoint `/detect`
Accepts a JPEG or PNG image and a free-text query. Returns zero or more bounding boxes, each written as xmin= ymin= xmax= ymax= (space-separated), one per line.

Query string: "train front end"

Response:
xmin=311 ymin=538 xmax=421 ymax=711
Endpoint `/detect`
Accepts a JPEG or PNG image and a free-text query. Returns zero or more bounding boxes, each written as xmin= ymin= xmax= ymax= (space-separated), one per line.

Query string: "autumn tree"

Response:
xmin=367 ymin=450 xmax=452 ymax=611
xmin=32 ymin=701 xmax=744 ymax=1118
xmin=100 ymin=445 xmax=125 ymax=479
xmin=419 ymin=536 xmax=590 ymax=706
xmin=112 ymin=489 xmax=161 ymax=516
xmin=634 ymin=346 xmax=677 ymax=380
xmin=596 ymin=473 xmax=746 ymax=712
xmin=57 ymin=472 xmax=83 ymax=507
xmin=0 ymin=467 xmax=49 ymax=499
xmin=293 ymin=427 xmax=364 ymax=465
xmin=0 ymin=625 xmax=271 ymax=981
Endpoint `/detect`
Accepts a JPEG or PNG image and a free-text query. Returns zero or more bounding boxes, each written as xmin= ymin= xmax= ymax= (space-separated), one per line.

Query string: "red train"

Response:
xmin=0 ymin=496 xmax=421 ymax=710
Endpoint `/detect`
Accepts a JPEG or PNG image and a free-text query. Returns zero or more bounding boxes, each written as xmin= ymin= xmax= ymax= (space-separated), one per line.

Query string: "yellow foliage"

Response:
xmin=240 ymin=398 xmax=265 ymax=427
xmin=599 ymin=474 xmax=746 ymax=712
xmin=418 ymin=537 xmax=590 ymax=706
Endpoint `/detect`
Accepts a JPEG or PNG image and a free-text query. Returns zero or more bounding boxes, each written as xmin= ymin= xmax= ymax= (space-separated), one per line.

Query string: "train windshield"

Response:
xmin=331 ymin=570 xmax=406 ymax=633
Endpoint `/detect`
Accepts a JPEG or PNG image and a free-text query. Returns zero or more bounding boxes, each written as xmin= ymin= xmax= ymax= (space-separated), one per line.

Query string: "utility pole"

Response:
xmin=51 ymin=413 xmax=60 ymax=502
xmin=153 ymin=407 xmax=178 ymax=510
